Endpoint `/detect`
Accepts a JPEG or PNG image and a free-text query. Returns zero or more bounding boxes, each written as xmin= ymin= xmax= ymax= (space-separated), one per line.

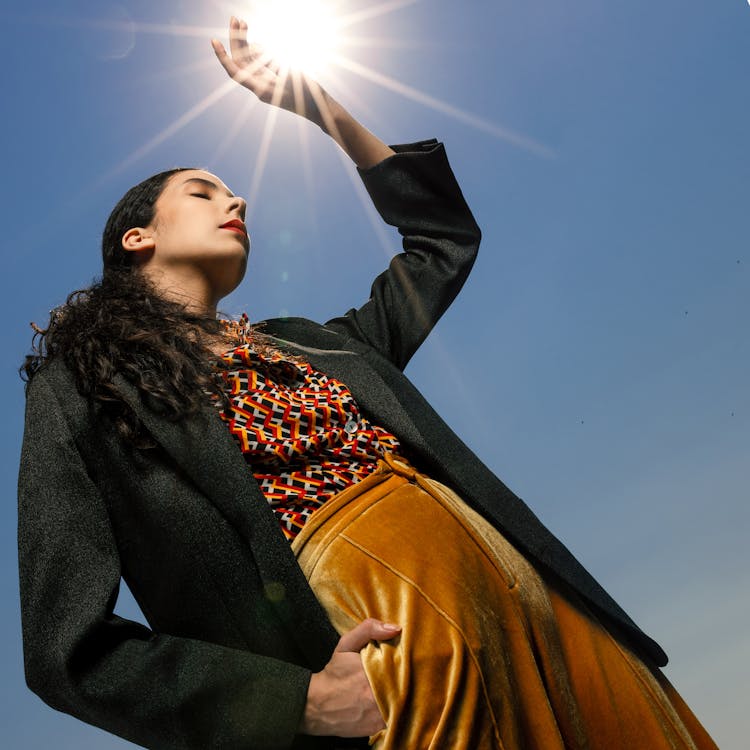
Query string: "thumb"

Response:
xmin=336 ymin=618 xmax=401 ymax=653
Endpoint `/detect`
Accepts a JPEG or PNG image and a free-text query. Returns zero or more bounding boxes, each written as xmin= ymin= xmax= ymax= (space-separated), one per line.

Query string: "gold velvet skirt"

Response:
xmin=292 ymin=454 xmax=717 ymax=749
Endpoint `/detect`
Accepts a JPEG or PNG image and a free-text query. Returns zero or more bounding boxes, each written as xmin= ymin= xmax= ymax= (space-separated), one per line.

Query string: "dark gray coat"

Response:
xmin=18 ymin=140 xmax=666 ymax=750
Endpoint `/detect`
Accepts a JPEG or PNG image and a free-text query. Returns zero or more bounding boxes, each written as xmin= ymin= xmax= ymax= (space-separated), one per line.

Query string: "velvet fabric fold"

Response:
xmin=293 ymin=454 xmax=717 ymax=750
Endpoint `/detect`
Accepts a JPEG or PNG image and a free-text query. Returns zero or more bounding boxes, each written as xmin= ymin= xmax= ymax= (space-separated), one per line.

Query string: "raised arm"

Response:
xmin=211 ymin=16 xmax=394 ymax=169
xmin=327 ymin=139 xmax=481 ymax=369
xmin=212 ymin=17 xmax=481 ymax=370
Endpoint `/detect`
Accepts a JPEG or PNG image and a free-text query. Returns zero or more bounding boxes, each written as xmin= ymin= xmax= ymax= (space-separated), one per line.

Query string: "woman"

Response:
xmin=19 ymin=17 xmax=717 ymax=750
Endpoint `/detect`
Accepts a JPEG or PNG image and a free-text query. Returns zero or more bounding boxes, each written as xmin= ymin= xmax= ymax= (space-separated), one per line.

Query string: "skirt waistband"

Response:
xmin=291 ymin=452 xmax=414 ymax=556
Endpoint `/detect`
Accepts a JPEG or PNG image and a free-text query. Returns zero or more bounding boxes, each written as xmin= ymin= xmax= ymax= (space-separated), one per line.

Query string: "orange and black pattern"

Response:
xmin=213 ymin=317 xmax=401 ymax=541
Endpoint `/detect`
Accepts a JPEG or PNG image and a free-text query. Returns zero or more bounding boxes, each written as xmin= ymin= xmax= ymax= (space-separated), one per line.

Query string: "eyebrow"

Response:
xmin=181 ymin=177 xmax=235 ymax=198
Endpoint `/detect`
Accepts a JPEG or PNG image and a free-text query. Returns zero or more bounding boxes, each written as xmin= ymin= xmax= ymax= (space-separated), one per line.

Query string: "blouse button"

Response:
xmin=344 ymin=419 xmax=359 ymax=435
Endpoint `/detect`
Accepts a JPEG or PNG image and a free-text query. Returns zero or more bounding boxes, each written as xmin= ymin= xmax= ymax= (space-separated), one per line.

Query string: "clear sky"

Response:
xmin=2 ymin=1 xmax=748 ymax=747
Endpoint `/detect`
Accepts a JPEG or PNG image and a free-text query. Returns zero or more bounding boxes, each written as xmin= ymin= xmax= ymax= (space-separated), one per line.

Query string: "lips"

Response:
xmin=220 ymin=219 xmax=248 ymax=236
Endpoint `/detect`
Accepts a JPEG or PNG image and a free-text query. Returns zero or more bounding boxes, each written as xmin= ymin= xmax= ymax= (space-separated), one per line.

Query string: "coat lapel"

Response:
xmin=259 ymin=317 xmax=434 ymax=456
xmin=278 ymin=342 xmax=431 ymax=454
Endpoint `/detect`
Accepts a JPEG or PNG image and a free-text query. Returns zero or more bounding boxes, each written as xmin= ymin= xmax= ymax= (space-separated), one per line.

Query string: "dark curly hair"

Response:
xmin=21 ymin=168 xmax=264 ymax=446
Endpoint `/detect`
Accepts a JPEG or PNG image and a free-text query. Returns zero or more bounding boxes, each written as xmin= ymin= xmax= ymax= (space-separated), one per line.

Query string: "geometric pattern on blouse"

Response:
xmin=213 ymin=316 xmax=401 ymax=541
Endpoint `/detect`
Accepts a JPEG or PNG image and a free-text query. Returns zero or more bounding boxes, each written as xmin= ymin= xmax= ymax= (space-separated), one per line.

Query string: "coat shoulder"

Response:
xmin=23 ymin=357 xmax=97 ymax=443
xmin=25 ymin=356 xmax=77 ymax=397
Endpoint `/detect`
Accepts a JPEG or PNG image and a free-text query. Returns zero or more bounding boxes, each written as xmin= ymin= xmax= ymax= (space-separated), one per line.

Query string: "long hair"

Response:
xmin=21 ymin=168 xmax=254 ymax=446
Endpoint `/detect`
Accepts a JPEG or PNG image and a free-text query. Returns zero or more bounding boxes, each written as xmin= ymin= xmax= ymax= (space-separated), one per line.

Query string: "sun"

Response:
xmin=246 ymin=0 xmax=342 ymax=76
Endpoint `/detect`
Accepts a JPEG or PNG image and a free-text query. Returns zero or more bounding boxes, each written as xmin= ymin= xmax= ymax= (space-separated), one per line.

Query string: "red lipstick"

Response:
xmin=220 ymin=219 xmax=247 ymax=236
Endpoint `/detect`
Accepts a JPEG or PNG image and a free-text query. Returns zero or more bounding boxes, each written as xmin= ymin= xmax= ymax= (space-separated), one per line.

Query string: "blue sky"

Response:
xmin=2 ymin=1 xmax=748 ymax=747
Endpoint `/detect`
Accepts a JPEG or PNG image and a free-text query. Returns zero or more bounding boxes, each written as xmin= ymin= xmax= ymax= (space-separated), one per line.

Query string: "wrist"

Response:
xmin=314 ymin=91 xmax=344 ymax=134
xmin=300 ymin=671 xmax=325 ymax=735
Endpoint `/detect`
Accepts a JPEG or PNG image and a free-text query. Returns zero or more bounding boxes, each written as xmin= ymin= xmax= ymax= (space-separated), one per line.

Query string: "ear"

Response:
xmin=121 ymin=227 xmax=156 ymax=254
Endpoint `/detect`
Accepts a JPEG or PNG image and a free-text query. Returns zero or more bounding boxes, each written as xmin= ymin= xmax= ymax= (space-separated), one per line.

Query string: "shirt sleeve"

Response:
xmin=17 ymin=372 xmax=312 ymax=750
xmin=324 ymin=139 xmax=481 ymax=371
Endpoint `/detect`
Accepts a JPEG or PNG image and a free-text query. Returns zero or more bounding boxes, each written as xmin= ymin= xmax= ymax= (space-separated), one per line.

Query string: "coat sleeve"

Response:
xmin=17 ymin=373 xmax=312 ymax=750
xmin=324 ymin=139 xmax=481 ymax=371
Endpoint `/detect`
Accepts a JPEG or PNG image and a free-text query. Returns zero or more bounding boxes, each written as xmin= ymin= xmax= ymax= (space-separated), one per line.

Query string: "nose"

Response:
xmin=228 ymin=195 xmax=247 ymax=221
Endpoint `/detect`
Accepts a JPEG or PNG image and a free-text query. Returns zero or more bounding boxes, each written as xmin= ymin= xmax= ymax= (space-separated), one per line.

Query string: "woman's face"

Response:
xmin=125 ymin=169 xmax=250 ymax=306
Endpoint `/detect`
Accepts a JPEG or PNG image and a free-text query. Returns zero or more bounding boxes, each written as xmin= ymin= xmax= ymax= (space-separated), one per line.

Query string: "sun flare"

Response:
xmin=95 ymin=0 xmax=548 ymax=203
xmin=246 ymin=0 xmax=342 ymax=76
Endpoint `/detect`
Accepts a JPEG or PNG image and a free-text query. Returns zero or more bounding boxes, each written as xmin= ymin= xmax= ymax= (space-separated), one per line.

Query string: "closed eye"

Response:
xmin=191 ymin=193 xmax=210 ymax=199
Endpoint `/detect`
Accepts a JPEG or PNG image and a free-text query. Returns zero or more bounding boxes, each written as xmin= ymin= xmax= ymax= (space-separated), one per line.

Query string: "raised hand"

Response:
xmin=211 ymin=16 xmax=328 ymax=127
xmin=211 ymin=16 xmax=394 ymax=168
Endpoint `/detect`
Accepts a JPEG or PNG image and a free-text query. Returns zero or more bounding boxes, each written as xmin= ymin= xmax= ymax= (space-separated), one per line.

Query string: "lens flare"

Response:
xmin=247 ymin=0 xmax=341 ymax=75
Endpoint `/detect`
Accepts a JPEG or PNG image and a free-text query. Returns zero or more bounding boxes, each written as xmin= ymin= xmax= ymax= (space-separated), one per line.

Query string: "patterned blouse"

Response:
xmin=213 ymin=316 xmax=401 ymax=541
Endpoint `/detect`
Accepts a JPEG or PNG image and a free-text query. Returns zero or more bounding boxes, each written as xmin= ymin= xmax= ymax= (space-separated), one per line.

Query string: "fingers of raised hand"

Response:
xmin=212 ymin=36 xmax=274 ymax=98
xmin=211 ymin=39 xmax=240 ymax=79
xmin=229 ymin=16 xmax=284 ymax=73
xmin=229 ymin=16 xmax=250 ymax=62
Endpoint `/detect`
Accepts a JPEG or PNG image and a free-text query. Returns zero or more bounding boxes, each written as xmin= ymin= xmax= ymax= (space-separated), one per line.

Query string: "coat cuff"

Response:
xmin=356 ymin=138 xmax=442 ymax=178
xmin=354 ymin=138 xmax=480 ymax=241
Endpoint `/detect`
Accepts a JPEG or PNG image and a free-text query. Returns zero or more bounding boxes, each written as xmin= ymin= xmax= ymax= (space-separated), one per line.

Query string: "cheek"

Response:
xmin=152 ymin=216 xmax=184 ymax=246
